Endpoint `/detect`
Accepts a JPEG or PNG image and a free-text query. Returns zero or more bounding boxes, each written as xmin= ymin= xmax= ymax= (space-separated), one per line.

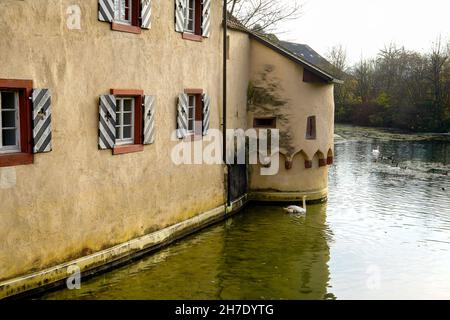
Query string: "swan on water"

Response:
xmin=283 ymin=196 xmax=307 ymax=214
xmin=372 ymin=146 xmax=380 ymax=158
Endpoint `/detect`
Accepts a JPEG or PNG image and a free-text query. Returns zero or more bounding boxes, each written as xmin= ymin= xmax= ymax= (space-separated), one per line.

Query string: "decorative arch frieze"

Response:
xmin=280 ymin=146 xmax=333 ymax=170
xmin=327 ymin=148 xmax=334 ymax=165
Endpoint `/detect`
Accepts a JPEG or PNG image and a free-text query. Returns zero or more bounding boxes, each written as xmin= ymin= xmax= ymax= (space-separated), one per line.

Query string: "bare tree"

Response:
xmin=428 ymin=36 xmax=449 ymax=112
xmin=376 ymin=43 xmax=403 ymax=93
xmin=227 ymin=0 xmax=303 ymax=33
xmin=327 ymin=45 xmax=350 ymax=112
xmin=327 ymin=45 xmax=348 ymax=78
xmin=353 ymin=59 xmax=375 ymax=105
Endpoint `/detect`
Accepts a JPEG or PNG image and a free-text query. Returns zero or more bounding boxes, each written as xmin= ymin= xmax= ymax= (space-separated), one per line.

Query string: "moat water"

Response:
xmin=39 ymin=125 xmax=450 ymax=300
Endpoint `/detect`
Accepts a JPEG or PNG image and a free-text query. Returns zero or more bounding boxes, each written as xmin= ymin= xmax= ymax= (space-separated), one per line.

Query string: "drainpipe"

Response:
xmin=222 ymin=1 xmax=231 ymax=207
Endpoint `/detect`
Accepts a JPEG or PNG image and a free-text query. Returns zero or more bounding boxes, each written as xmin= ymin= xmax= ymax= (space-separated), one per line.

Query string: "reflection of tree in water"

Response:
xmin=217 ymin=203 xmax=335 ymax=300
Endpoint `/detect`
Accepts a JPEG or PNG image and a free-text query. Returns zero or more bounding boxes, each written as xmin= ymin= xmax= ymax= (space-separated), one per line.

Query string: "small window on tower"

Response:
xmin=253 ymin=117 xmax=276 ymax=129
xmin=306 ymin=116 xmax=316 ymax=140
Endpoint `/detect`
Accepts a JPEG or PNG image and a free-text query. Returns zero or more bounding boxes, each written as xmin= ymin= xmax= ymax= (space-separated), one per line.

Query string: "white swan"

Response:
xmin=260 ymin=156 xmax=272 ymax=167
xmin=283 ymin=196 xmax=307 ymax=214
xmin=372 ymin=146 xmax=380 ymax=158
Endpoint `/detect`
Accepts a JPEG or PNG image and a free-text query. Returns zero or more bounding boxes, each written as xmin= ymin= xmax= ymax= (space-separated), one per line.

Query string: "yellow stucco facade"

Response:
xmin=0 ymin=0 xmax=225 ymax=284
xmin=227 ymin=29 xmax=335 ymax=197
xmin=247 ymin=39 xmax=334 ymax=194
xmin=0 ymin=0 xmax=335 ymax=297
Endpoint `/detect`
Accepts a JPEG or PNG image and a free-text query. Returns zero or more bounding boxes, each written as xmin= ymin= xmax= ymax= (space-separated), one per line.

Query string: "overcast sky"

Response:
xmin=278 ymin=0 xmax=450 ymax=65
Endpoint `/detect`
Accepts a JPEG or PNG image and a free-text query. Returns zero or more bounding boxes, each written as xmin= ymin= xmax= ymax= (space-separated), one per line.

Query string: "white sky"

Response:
xmin=278 ymin=0 xmax=450 ymax=65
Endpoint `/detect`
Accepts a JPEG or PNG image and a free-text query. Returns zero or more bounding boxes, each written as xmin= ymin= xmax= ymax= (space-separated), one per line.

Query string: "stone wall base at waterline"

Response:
xmin=0 ymin=195 xmax=248 ymax=300
xmin=0 ymin=189 xmax=327 ymax=299
xmin=249 ymin=188 xmax=328 ymax=204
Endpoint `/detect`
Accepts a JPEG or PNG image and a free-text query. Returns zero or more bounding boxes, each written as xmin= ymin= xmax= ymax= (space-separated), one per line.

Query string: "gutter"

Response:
xmin=223 ymin=1 xmax=231 ymax=206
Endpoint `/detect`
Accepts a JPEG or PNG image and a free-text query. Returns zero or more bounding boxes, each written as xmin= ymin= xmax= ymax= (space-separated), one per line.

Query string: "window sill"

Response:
xmin=113 ymin=144 xmax=144 ymax=155
xmin=182 ymin=33 xmax=203 ymax=42
xmin=183 ymin=134 xmax=203 ymax=142
xmin=0 ymin=152 xmax=33 ymax=168
xmin=111 ymin=22 xmax=141 ymax=34
xmin=184 ymin=88 xmax=204 ymax=95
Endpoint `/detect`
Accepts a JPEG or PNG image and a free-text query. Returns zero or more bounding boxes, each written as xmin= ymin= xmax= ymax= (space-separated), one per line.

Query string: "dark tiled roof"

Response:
xmin=226 ymin=18 xmax=342 ymax=83
xmin=279 ymin=41 xmax=338 ymax=78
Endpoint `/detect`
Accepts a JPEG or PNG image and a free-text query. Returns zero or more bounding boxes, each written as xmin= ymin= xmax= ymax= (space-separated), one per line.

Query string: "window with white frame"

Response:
xmin=187 ymin=95 xmax=196 ymax=134
xmin=115 ymin=0 xmax=132 ymax=24
xmin=115 ymin=97 xmax=135 ymax=145
xmin=0 ymin=91 xmax=20 ymax=154
xmin=185 ymin=0 xmax=196 ymax=33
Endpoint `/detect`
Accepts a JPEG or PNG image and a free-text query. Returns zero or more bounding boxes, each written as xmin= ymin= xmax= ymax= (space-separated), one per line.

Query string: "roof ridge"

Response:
xmin=226 ymin=17 xmax=342 ymax=83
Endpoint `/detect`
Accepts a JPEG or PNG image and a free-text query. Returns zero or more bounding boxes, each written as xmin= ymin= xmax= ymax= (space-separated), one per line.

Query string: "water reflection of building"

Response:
xmin=217 ymin=204 xmax=335 ymax=300
xmin=40 ymin=205 xmax=334 ymax=300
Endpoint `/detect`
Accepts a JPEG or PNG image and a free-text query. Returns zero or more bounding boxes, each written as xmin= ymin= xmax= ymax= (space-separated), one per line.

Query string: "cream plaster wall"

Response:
xmin=0 ymin=0 xmax=224 ymax=282
xmin=248 ymin=39 xmax=335 ymax=192
xmin=226 ymin=30 xmax=250 ymax=131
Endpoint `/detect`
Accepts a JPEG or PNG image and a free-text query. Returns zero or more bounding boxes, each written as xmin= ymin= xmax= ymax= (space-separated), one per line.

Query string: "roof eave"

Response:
xmin=227 ymin=23 xmax=343 ymax=84
xmin=250 ymin=33 xmax=341 ymax=83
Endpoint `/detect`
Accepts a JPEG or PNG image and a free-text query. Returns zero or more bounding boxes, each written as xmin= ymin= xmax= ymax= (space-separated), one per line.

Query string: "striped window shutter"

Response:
xmin=98 ymin=95 xmax=116 ymax=150
xmin=177 ymin=93 xmax=188 ymax=139
xmin=201 ymin=0 xmax=211 ymax=37
xmin=202 ymin=93 xmax=210 ymax=136
xmin=141 ymin=0 xmax=152 ymax=29
xmin=143 ymin=96 xmax=156 ymax=145
xmin=32 ymin=89 xmax=52 ymax=154
xmin=175 ymin=0 xmax=186 ymax=33
xmin=98 ymin=0 xmax=115 ymax=22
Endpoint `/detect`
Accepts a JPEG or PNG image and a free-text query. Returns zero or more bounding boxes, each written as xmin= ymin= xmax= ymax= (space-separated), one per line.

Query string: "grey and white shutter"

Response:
xmin=99 ymin=95 xmax=116 ymax=150
xmin=141 ymin=0 xmax=152 ymax=29
xmin=143 ymin=96 xmax=156 ymax=145
xmin=32 ymin=89 xmax=52 ymax=154
xmin=98 ymin=0 xmax=115 ymax=22
xmin=202 ymin=93 xmax=210 ymax=136
xmin=176 ymin=93 xmax=188 ymax=139
xmin=175 ymin=0 xmax=186 ymax=33
xmin=201 ymin=0 xmax=211 ymax=37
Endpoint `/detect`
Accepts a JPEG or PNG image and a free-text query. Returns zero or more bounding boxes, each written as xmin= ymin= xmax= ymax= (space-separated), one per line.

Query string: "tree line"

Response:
xmin=225 ymin=1 xmax=449 ymax=133
xmin=328 ymin=40 xmax=450 ymax=133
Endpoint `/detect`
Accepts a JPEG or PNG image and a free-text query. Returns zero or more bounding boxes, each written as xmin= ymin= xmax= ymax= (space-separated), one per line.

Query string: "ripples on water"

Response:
xmin=40 ymin=126 xmax=450 ymax=300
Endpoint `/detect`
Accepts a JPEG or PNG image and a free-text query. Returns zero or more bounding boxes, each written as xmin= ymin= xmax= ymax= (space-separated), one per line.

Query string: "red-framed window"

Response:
xmin=0 ymin=79 xmax=33 ymax=168
xmin=184 ymin=88 xmax=204 ymax=138
xmin=182 ymin=0 xmax=203 ymax=41
xmin=111 ymin=0 xmax=141 ymax=34
xmin=110 ymin=89 xmax=144 ymax=155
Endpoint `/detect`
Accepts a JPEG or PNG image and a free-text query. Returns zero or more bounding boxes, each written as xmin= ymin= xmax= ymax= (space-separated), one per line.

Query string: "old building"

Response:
xmin=0 ymin=0 xmax=339 ymax=298
xmin=226 ymin=17 xmax=340 ymax=203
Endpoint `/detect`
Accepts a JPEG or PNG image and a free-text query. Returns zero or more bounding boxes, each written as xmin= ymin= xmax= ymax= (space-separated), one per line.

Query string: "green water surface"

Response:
xmin=39 ymin=125 xmax=450 ymax=300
